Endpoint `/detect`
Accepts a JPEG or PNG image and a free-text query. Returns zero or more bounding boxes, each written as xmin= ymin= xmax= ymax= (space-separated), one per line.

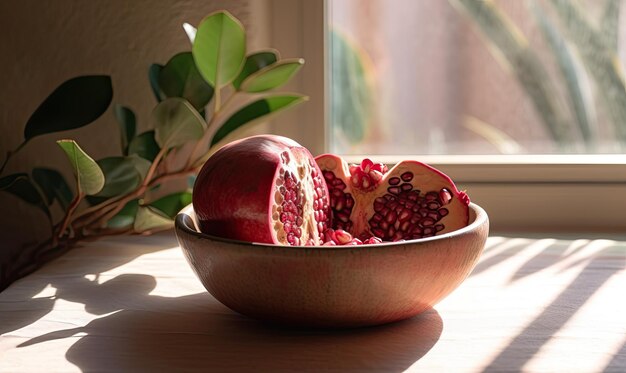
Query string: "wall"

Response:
xmin=0 ymin=1 xmax=309 ymax=272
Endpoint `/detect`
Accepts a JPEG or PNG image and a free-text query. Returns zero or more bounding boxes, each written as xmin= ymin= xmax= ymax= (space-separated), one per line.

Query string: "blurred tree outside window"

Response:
xmin=328 ymin=0 xmax=626 ymax=156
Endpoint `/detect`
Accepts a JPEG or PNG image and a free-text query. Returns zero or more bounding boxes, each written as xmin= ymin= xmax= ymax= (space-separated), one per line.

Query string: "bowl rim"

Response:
xmin=175 ymin=202 xmax=488 ymax=251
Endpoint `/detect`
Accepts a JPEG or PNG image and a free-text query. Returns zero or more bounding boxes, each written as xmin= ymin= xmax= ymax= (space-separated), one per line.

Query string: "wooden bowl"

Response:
xmin=175 ymin=203 xmax=488 ymax=328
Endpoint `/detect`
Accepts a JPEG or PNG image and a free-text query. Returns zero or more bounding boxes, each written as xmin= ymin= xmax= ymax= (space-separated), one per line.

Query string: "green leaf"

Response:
xmin=95 ymin=156 xmax=148 ymax=197
xmin=159 ymin=52 xmax=214 ymax=110
xmin=150 ymin=192 xmax=192 ymax=218
xmin=107 ymin=199 xmax=139 ymax=228
xmin=56 ymin=140 xmax=105 ymax=196
xmin=0 ymin=173 xmax=50 ymax=219
xmin=192 ymin=11 xmax=246 ymax=88
xmin=128 ymin=154 xmax=151 ymax=180
xmin=85 ymin=195 xmax=108 ymax=206
xmin=128 ymin=131 xmax=160 ymax=161
xmin=134 ymin=206 xmax=174 ymax=232
xmin=114 ymin=105 xmax=136 ymax=155
xmin=32 ymin=168 xmax=73 ymax=210
xmin=149 ymin=64 xmax=166 ymax=102
xmin=212 ymin=94 xmax=307 ymax=146
xmin=24 ymin=76 xmax=113 ymax=141
xmin=153 ymin=98 xmax=206 ymax=149
xmin=232 ymin=51 xmax=279 ymax=89
xmin=240 ymin=59 xmax=304 ymax=92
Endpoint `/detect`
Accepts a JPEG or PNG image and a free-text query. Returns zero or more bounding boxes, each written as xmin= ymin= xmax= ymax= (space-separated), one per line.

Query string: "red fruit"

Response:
xmin=316 ymin=154 xmax=470 ymax=241
xmin=193 ymin=135 xmax=331 ymax=246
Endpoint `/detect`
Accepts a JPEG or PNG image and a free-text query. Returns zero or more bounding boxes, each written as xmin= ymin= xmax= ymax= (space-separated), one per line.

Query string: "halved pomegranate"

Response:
xmin=193 ymin=135 xmax=331 ymax=246
xmin=316 ymin=155 xmax=470 ymax=241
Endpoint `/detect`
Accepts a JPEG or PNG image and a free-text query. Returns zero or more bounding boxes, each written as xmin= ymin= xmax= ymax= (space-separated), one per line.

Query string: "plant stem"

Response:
xmin=214 ymin=86 xmax=221 ymax=114
xmin=56 ymin=193 xmax=84 ymax=240
xmin=81 ymin=147 xmax=171 ymax=230
xmin=144 ymin=147 xmax=168 ymax=187
xmin=72 ymin=194 xmax=124 ymax=222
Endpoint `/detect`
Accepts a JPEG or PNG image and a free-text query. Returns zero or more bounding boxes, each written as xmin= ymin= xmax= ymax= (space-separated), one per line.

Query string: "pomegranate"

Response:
xmin=193 ymin=135 xmax=331 ymax=246
xmin=316 ymin=155 xmax=470 ymax=242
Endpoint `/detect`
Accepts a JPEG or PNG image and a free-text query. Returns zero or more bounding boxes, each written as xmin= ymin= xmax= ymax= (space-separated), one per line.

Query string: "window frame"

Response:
xmin=267 ymin=0 xmax=626 ymax=234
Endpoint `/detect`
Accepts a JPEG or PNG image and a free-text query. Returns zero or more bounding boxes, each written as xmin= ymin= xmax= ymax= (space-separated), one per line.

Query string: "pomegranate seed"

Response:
xmin=439 ymin=188 xmax=452 ymax=205
xmin=372 ymin=228 xmax=385 ymax=238
xmin=400 ymin=220 xmax=410 ymax=232
xmin=388 ymin=177 xmax=401 ymax=186
xmin=388 ymin=186 xmax=401 ymax=195
xmin=334 ymin=229 xmax=352 ymax=244
xmin=399 ymin=209 xmax=411 ymax=222
xmin=362 ymin=177 xmax=370 ymax=189
xmin=335 ymin=198 xmax=344 ymax=211
xmin=401 ymin=172 xmax=413 ymax=181
xmin=364 ymin=236 xmax=383 ymax=245
xmin=345 ymin=195 xmax=354 ymax=208
xmin=361 ymin=158 xmax=374 ymax=172
xmin=369 ymin=170 xmax=383 ymax=182
xmin=336 ymin=212 xmax=350 ymax=223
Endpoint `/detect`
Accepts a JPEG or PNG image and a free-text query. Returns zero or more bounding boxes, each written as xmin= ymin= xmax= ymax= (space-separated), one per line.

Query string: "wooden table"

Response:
xmin=1 ymin=233 xmax=625 ymax=372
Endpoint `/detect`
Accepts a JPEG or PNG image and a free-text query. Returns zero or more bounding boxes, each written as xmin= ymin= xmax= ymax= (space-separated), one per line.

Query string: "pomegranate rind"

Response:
xmin=193 ymin=135 xmax=330 ymax=246
xmin=315 ymin=155 xmax=470 ymax=241
xmin=384 ymin=160 xmax=470 ymax=235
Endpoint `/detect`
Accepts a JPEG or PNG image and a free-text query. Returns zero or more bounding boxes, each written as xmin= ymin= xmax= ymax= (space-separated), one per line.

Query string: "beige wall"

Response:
xmin=0 ymin=1 xmax=303 ymax=263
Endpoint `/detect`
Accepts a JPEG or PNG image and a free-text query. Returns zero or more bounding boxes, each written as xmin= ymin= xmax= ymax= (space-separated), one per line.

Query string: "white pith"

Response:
xmin=271 ymin=150 xmax=323 ymax=246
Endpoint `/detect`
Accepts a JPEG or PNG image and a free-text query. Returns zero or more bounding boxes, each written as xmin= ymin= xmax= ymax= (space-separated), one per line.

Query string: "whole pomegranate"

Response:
xmin=193 ymin=135 xmax=331 ymax=246
xmin=316 ymin=155 xmax=470 ymax=241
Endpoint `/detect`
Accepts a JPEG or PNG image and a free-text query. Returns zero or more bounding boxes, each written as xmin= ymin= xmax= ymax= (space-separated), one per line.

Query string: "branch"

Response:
xmin=56 ymin=193 xmax=84 ymax=240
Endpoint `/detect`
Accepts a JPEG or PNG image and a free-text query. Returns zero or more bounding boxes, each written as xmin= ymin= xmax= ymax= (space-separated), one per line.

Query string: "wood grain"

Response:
xmin=1 ymin=232 xmax=624 ymax=372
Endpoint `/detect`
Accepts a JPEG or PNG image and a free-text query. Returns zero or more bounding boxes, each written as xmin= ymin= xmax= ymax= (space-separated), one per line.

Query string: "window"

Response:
xmin=268 ymin=0 xmax=626 ymax=234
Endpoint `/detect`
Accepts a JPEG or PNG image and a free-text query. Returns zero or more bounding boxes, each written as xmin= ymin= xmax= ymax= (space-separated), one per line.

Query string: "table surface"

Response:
xmin=1 ymin=232 xmax=625 ymax=372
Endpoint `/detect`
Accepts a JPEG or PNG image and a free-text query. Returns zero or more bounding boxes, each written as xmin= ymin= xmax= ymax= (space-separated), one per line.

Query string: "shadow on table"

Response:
xmin=480 ymin=241 xmax=626 ymax=372
xmin=22 ymin=289 xmax=443 ymax=372
xmin=0 ymin=233 xmax=176 ymax=336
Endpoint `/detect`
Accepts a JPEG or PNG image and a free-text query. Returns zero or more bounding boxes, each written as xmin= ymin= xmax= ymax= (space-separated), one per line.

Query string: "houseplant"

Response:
xmin=0 ymin=10 xmax=307 ymax=291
